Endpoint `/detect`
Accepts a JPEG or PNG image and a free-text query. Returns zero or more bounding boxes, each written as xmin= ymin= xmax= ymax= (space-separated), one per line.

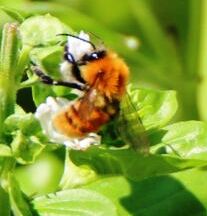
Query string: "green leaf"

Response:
xmin=11 ymin=130 xmax=45 ymax=164
xmin=84 ymin=176 xmax=131 ymax=216
xmin=32 ymin=82 xmax=76 ymax=106
xmin=70 ymin=147 xmax=206 ymax=181
xmin=0 ymin=144 xmax=12 ymax=157
xmin=8 ymin=173 xmax=32 ymax=216
xmin=127 ymin=86 xmax=178 ymax=130
xmin=59 ymin=149 xmax=97 ymax=189
xmin=152 ymin=121 xmax=207 ymax=160
xmin=84 ymin=167 xmax=207 ymax=216
xmin=15 ymin=153 xmax=63 ymax=196
xmin=20 ymin=14 xmax=72 ymax=46
xmin=4 ymin=112 xmax=41 ymax=135
xmin=30 ymin=45 xmax=63 ymax=78
xmin=32 ymin=82 xmax=56 ymax=106
xmin=1 ymin=7 xmax=24 ymax=22
xmin=4 ymin=111 xmax=46 ymax=164
xmin=33 ymin=189 xmax=117 ymax=216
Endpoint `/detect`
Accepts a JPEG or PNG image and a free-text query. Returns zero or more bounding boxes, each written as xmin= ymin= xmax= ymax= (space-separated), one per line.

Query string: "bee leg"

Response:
xmin=32 ymin=66 xmax=86 ymax=91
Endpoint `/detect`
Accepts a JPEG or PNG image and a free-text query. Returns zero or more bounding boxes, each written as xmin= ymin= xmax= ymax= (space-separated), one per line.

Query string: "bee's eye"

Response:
xmin=91 ymin=53 xmax=98 ymax=59
xmin=82 ymin=51 xmax=106 ymax=62
xmin=64 ymin=53 xmax=75 ymax=63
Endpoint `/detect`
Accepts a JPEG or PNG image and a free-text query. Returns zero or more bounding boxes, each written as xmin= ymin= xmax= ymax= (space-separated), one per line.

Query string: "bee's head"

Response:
xmin=59 ymin=31 xmax=105 ymax=63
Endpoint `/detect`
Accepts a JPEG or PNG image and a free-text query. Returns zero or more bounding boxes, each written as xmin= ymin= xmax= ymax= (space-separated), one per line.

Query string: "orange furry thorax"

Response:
xmin=81 ymin=51 xmax=129 ymax=99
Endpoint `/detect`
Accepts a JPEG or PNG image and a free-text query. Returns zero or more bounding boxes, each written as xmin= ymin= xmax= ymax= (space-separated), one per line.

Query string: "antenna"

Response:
xmin=57 ymin=33 xmax=96 ymax=50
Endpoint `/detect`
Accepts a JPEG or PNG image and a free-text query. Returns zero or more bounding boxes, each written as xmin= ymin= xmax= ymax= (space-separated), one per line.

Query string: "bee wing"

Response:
xmin=78 ymin=88 xmax=97 ymax=121
xmin=117 ymin=92 xmax=149 ymax=154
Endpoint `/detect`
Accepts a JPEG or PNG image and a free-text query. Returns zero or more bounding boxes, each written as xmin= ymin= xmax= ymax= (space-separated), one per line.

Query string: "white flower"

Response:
xmin=35 ymin=96 xmax=101 ymax=150
xmin=67 ymin=31 xmax=93 ymax=61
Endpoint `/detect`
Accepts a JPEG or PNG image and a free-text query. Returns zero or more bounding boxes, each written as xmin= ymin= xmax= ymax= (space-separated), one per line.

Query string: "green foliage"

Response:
xmin=15 ymin=153 xmax=63 ymax=196
xmin=0 ymin=144 xmax=12 ymax=157
xmin=59 ymin=149 xmax=97 ymax=189
xmin=20 ymin=14 xmax=71 ymax=46
xmin=33 ymin=189 xmax=117 ymax=216
xmin=4 ymin=110 xmax=47 ymax=164
xmin=0 ymin=7 xmax=207 ymax=216
xmin=0 ymin=185 xmax=10 ymax=215
xmin=156 ymin=121 xmax=207 ymax=160
xmin=0 ymin=7 xmax=24 ymax=22
xmin=70 ymin=147 xmax=206 ymax=182
xmin=83 ymin=169 xmax=207 ymax=216
xmin=126 ymin=86 xmax=178 ymax=130
xmin=7 ymin=174 xmax=33 ymax=216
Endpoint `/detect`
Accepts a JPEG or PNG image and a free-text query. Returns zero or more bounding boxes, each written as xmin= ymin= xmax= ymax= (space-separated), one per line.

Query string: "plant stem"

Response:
xmin=185 ymin=0 xmax=201 ymax=78
xmin=0 ymin=158 xmax=16 ymax=191
xmin=19 ymin=75 xmax=38 ymax=90
xmin=0 ymin=23 xmax=19 ymax=140
xmin=197 ymin=0 xmax=207 ymax=120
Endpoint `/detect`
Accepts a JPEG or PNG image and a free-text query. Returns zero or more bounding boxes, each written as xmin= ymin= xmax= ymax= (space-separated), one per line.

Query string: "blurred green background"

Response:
xmin=1 ymin=0 xmax=207 ymax=195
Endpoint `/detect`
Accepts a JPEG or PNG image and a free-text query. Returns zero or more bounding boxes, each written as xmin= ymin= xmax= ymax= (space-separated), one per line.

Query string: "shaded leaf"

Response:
xmin=84 ymin=167 xmax=207 ymax=216
xmin=0 ymin=185 xmax=10 ymax=216
xmin=70 ymin=147 xmax=206 ymax=181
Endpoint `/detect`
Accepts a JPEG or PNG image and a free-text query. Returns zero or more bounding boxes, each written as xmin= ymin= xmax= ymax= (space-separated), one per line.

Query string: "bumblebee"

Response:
xmin=33 ymin=32 xmax=129 ymax=138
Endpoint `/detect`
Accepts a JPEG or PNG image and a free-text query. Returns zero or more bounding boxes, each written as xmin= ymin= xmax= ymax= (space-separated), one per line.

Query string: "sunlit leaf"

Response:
xmin=118 ymin=93 xmax=149 ymax=154
xmin=15 ymin=153 xmax=63 ymax=196
xmin=20 ymin=14 xmax=71 ymax=46
xmin=152 ymin=121 xmax=207 ymax=160
xmin=0 ymin=144 xmax=12 ymax=157
xmin=1 ymin=7 xmax=24 ymax=22
xmin=4 ymin=112 xmax=41 ymax=135
xmin=127 ymin=86 xmax=178 ymax=130
xmin=33 ymin=188 xmax=117 ymax=216
xmin=59 ymin=149 xmax=97 ymax=189
xmin=11 ymin=130 xmax=45 ymax=164
xmin=30 ymin=46 xmax=63 ymax=78
xmin=4 ymin=110 xmax=47 ymax=164
xmin=8 ymin=174 xmax=32 ymax=216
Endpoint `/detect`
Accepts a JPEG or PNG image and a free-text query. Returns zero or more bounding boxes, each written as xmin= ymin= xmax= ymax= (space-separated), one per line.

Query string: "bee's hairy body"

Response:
xmin=53 ymin=51 xmax=129 ymax=138
xmin=33 ymin=32 xmax=149 ymax=152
